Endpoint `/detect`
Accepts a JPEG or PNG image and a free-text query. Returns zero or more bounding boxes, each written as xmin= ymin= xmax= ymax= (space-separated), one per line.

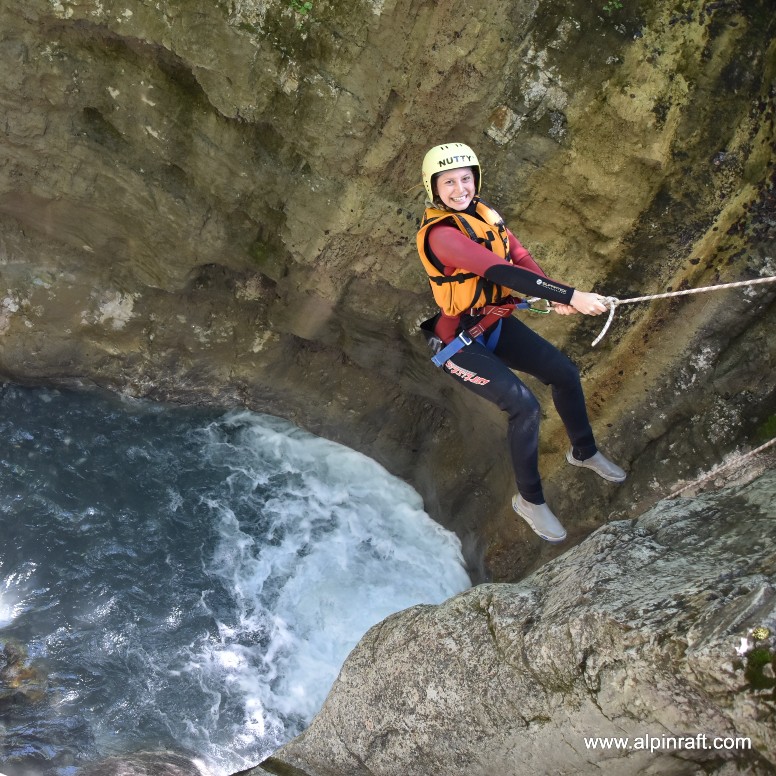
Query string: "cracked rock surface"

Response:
xmin=255 ymin=469 xmax=776 ymax=776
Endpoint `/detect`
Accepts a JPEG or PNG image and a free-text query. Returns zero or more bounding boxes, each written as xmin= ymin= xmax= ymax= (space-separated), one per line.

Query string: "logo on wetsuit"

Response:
xmin=536 ymin=278 xmax=566 ymax=295
xmin=445 ymin=361 xmax=491 ymax=385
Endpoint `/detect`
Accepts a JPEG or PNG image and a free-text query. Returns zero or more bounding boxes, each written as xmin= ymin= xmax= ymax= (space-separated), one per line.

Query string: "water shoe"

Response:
xmin=512 ymin=494 xmax=567 ymax=543
xmin=566 ymin=449 xmax=626 ymax=482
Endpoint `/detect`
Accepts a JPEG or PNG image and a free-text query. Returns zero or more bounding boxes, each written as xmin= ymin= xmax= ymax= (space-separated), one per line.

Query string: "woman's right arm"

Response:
xmin=428 ymin=225 xmax=608 ymax=315
xmin=428 ymin=225 xmax=575 ymax=305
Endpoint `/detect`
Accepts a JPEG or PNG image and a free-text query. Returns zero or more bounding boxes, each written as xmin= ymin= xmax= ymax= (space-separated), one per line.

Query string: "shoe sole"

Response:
xmin=512 ymin=498 xmax=566 ymax=544
xmin=565 ymin=451 xmax=626 ymax=482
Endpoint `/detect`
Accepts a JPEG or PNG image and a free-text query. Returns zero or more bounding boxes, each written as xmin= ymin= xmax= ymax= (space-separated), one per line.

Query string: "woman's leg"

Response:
xmin=493 ymin=317 xmax=597 ymax=460
xmin=442 ymin=340 xmax=545 ymax=504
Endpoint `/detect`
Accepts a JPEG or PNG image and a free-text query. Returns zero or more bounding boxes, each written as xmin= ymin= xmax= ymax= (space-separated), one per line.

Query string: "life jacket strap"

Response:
xmin=428 ymin=272 xmax=479 ymax=285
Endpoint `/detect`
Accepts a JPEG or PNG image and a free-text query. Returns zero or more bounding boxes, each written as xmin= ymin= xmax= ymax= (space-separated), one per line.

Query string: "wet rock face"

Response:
xmin=0 ymin=0 xmax=774 ymax=580
xmin=0 ymin=640 xmax=47 ymax=706
xmin=254 ymin=470 xmax=776 ymax=776
xmin=77 ymin=751 xmax=204 ymax=776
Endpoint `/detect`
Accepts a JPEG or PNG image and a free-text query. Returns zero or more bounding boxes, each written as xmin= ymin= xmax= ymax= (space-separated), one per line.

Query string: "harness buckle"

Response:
xmin=426 ymin=335 xmax=443 ymax=355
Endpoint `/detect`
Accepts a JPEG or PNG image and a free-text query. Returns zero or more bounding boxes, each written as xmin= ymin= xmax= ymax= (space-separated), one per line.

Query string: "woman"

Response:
xmin=416 ymin=142 xmax=625 ymax=543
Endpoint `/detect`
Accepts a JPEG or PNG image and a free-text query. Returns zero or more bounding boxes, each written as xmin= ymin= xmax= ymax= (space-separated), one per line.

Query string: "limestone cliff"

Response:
xmin=0 ymin=0 xmax=774 ymax=580
xmin=253 ymin=468 xmax=776 ymax=776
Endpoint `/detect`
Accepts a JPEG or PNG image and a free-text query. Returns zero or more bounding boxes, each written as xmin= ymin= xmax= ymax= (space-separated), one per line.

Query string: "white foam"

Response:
xmin=196 ymin=411 xmax=471 ymax=764
xmin=0 ymin=594 xmax=15 ymax=628
xmin=0 ymin=401 xmax=471 ymax=776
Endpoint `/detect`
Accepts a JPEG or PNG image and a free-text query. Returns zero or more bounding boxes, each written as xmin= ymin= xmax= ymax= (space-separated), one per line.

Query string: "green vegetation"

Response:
xmin=744 ymin=646 xmax=775 ymax=691
xmin=756 ymin=414 xmax=776 ymax=442
xmin=735 ymin=629 xmax=775 ymax=695
xmin=603 ymin=0 xmax=623 ymax=13
xmin=288 ymin=0 xmax=313 ymax=30
xmin=290 ymin=0 xmax=313 ymax=15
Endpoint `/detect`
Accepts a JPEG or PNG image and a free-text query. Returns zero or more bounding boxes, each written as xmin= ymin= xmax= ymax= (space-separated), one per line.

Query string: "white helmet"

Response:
xmin=422 ymin=143 xmax=481 ymax=202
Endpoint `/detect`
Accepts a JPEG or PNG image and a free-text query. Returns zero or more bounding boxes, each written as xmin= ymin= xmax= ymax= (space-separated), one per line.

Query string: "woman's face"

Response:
xmin=435 ymin=166 xmax=475 ymax=211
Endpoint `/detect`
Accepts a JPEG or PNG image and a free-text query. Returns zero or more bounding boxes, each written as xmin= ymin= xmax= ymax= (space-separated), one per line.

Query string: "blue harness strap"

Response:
xmin=431 ymin=330 xmax=471 ymax=367
xmin=430 ymin=316 xmax=504 ymax=367
xmin=430 ymin=299 xmax=543 ymax=368
xmin=479 ymin=318 xmax=503 ymax=351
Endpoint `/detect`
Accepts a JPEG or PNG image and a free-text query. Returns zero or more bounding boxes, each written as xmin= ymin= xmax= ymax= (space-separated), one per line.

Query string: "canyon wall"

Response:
xmin=0 ymin=0 xmax=774 ymax=580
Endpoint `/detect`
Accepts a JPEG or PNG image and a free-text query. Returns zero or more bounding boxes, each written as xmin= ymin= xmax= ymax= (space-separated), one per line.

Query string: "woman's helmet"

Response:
xmin=421 ymin=143 xmax=481 ymax=202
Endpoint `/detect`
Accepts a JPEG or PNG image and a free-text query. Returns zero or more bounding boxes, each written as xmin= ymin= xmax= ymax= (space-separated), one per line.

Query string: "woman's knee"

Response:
xmin=499 ymin=381 xmax=540 ymax=420
xmin=549 ymin=355 xmax=582 ymax=390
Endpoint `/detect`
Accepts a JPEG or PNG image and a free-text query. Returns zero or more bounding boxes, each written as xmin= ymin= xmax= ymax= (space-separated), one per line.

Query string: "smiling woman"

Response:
xmin=415 ymin=142 xmax=626 ymax=544
xmin=434 ymin=167 xmax=477 ymax=211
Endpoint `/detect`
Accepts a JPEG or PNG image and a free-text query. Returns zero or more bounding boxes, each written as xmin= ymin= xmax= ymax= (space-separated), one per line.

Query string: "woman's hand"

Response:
xmin=569 ymin=290 xmax=609 ymax=316
xmin=551 ymin=303 xmax=577 ymax=316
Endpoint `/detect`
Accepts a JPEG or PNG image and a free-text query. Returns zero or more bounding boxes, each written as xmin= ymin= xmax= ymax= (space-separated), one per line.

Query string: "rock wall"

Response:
xmin=0 ymin=0 xmax=774 ymax=580
xmin=252 ymin=468 xmax=776 ymax=776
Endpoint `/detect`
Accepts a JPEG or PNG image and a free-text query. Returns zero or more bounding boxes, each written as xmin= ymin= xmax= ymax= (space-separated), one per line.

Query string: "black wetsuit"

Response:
xmin=441 ymin=315 xmax=596 ymax=504
xmin=424 ymin=200 xmax=598 ymax=505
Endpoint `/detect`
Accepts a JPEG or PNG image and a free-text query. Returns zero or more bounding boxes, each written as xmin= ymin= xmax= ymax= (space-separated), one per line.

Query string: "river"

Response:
xmin=0 ymin=385 xmax=470 ymax=775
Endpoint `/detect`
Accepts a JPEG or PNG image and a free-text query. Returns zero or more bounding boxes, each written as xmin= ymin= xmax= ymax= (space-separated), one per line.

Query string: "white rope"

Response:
xmin=590 ymin=275 xmax=776 ymax=346
xmin=666 ymin=436 xmax=776 ymax=499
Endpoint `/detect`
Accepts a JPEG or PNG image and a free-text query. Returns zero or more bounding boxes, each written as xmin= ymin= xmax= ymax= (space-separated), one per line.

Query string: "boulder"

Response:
xmin=254 ymin=468 xmax=776 ymax=776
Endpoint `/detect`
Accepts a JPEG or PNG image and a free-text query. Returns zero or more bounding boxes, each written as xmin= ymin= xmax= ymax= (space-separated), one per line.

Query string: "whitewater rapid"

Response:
xmin=0 ymin=387 xmax=470 ymax=775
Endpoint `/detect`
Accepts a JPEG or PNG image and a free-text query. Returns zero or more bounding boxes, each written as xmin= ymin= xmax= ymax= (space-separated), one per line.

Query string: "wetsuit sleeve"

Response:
xmin=427 ymin=225 xmax=575 ymax=304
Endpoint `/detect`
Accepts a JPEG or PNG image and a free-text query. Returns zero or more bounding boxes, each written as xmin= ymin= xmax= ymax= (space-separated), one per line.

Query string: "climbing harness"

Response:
xmin=592 ymin=275 xmax=776 ymax=347
xmin=429 ymin=297 xmax=548 ymax=367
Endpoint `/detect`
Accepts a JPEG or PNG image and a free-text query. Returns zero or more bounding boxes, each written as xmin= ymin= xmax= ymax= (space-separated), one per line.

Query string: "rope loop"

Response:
xmin=591 ymin=297 xmax=619 ymax=347
xmin=589 ymin=276 xmax=776 ymax=347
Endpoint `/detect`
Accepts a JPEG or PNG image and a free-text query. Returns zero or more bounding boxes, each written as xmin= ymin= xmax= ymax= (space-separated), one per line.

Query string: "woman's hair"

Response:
xmin=429 ymin=171 xmax=442 ymax=205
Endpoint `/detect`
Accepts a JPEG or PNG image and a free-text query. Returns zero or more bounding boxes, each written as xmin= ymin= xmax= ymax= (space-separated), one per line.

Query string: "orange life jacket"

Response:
xmin=416 ymin=198 xmax=513 ymax=316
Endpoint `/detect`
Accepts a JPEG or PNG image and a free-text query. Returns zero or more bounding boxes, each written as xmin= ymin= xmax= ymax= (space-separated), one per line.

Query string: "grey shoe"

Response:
xmin=566 ymin=449 xmax=626 ymax=482
xmin=512 ymin=494 xmax=567 ymax=543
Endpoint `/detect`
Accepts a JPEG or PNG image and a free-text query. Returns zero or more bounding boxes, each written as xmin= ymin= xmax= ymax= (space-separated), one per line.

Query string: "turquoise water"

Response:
xmin=0 ymin=386 xmax=470 ymax=775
